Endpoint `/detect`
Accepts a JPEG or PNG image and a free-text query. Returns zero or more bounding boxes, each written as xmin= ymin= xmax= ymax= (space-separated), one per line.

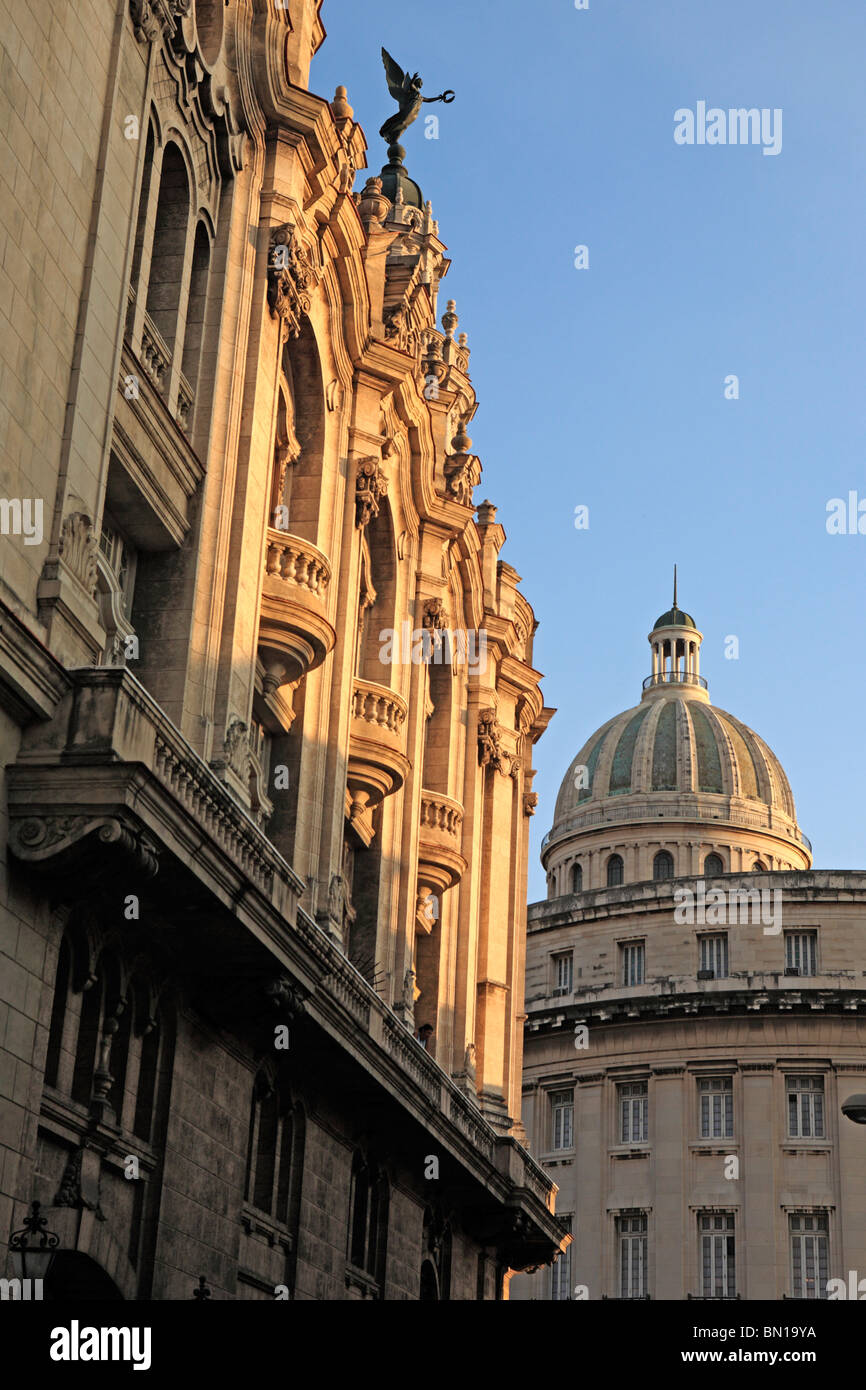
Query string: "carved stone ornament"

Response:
xmin=385 ymin=305 xmax=417 ymax=355
xmin=59 ymin=512 xmax=99 ymax=598
xmin=223 ymin=718 xmax=251 ymax=779
xmin=478 ymin=708 xmax=506 ymax=774
xmin=267 ymin=223 xmax=316 ymax=341
xmin=422 ymin=598 xmax=448 ymax=630
xmin=354 ymin=457 xmax=388 ymax=528
xmin=129 ymin=0 xmax=186 ymax=43
xmin=523 ymin=792 xmax=539 ymax=817
xmin=11 ymin=814 xmax=160 ymax=877
xmin=55 ymin=1148 xmax=84 ymax=1208
xmin=264 ymin=976 xmax=306 ymax=1021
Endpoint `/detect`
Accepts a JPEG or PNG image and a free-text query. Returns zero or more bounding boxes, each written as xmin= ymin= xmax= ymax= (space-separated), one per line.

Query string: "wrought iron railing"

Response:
xmin=642 ymin=670 xmax=708 ymax=691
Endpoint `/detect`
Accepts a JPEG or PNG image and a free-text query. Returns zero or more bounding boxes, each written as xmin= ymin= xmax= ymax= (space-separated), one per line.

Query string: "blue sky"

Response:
xmin=313 ymin=1 xmax=866 ymax=899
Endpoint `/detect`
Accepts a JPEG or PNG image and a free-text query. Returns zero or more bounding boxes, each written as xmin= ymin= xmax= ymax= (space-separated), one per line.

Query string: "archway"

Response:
xmin=419 ymin=1258 xmax=439 ymax=1301
xmin=45 ymin=1251 xmax=124 ymax=1301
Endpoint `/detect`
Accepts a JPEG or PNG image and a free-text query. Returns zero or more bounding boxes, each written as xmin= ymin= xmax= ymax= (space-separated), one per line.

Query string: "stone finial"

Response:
xmin=451 ymin=419 xmax=472 ymax=454
xmin=442 ymin=299 xmax=458 ymax=340
xmin=423 ymin=335 xmax=443 ymax=370
xmin=475 ymin=499 xmax=497 ymax=526
xmin=443 ymin=419 xmax=480 ymax=507
xmin=331 ymin=85 xmax=354 ymax=123
xmin=356 ymin=175 xmax=390 ymax=229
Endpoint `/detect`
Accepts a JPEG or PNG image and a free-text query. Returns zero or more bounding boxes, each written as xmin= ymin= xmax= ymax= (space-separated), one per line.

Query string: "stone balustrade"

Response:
xmin=264 ymin=529 xmax=331 ymax=595
xmin=140 ymin=311 xmax=171 ymax=391
xmin=351 ymin=679 xmax=407 ymax=736
xmin=420 ymin=792 xmax=463 ymax=838
xmin=176 ymin=370 xmax=194 ymax=432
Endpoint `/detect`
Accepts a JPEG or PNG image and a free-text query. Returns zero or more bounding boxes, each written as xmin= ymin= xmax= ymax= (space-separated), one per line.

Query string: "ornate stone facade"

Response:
xmin=0 ymin=0 xmax=563 ymax=1299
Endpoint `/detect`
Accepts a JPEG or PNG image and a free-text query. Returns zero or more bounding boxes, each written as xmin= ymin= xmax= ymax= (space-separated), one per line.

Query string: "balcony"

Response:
xmin=6 ymin=667 xmax=305 ymax=958
xmin=258 ymin=530 xmax=336 ymax=701
xmin=642 ymin=670 xmax=708 ymax=692
xmin=417 ymin=790 xmax=467 ymax=897
xmin=111 ymin=340 xmax=204 ymax=550
xmin=346 ymin=679 xmax=410 ymax=839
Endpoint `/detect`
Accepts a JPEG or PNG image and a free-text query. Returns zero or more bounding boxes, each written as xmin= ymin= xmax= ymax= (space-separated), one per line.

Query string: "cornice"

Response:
xmin=0 ymin=597 xmax=70 ymax=724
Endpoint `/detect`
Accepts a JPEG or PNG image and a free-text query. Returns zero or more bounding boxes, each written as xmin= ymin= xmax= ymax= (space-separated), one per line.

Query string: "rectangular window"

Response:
xmin=619 ymin=1081 xmax=648 ymax=1143
xmin=618 ymin=1214 xmax=648 ymax=1298
xmin=621 ymin=941 xmax=645 ymax=986
xmin=699 ymin=1077 xmax=734 ymax=1139
xmin=551 ymin=1219 xmax=573 ymax=1300
xmin=699 ymin=1213 xmax=736 ymax=1298
xmin=699 ymin=933 xmax=728 ymax=978
xmin=552 ymin=952 xmax=573 ymax=995
xmin=790 ymin=1214 xmax=829 ymax=1299
xmin=550 ymin=1090 xmax=574 ymax=1151
xmin=785 ymin=931 xmax=817 ymax=976
xmin=787 ymin=1076 xmax=825 ymax=1139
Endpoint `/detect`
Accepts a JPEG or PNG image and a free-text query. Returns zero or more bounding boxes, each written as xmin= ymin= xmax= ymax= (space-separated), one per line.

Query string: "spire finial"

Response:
xmin=673 ymin=563 xmax=678 ymax=610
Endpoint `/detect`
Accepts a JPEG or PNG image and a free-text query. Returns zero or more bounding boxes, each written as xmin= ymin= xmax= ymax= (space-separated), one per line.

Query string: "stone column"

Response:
xmin=652 ymin=1065 xmax=686 ymax=1298
xmin=741 ymin=1063 xmax=776 ymax=1297
xmin=576 ymin=1072 xmax=605 ymax=1299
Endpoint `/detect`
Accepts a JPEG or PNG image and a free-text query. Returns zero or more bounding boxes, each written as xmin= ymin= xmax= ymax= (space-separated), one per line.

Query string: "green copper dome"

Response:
xmin=652 ymin=606 xmax=696 ymax=630
xmin=553 ymin=694 xmax=798 ymax=822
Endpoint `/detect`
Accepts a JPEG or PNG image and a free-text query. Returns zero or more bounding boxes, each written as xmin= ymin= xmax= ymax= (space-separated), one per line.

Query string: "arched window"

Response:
xmin=132 ymin=1015 xmax=161 ymax=1143
xmin=752 ymin=860 xmax=766 ymax=872
xmin=348 ymin=1153 xmax=389 ymax=1290
xmin=606 ymin=854 xmax=624 ymax=887
xmin=45 ymin=935 xmax=72 ymax=1090
xmin=420 ymin=1259 xmax=439 ymax=1300
xmin=145 ymin=143 xmax=191 ymax=365
xmin=704 ymin=853 xmax=724 ymax=877
xmin=128 ymin=122 xmax=156 ymax=328
xmin=245 ymin=1068 xmax=304 ymax=1229
xmin=357 ymin=502 xmax=397 ymax=683
xmin=71 ymin=951 xmax=126 ymax=1120
xmin=570 ymin=862 xmax=583 ymax=894
xmin=109 ymin=996 xmax=133 ymax=1126
xmin=71 ymin=969 xmax=105 ymax=1107
xmin=653 ymin=851 xmax=674 ymax=881
xmin=422 ymin=1204 xmax=451 ymax=1301
xmin=178 ymin=220 xmax=211 ymax=428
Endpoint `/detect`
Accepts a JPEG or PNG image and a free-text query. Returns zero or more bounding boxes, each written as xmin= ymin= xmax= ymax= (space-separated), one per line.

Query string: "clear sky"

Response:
xmin=313 ymin=1 xmax=866 ymax=900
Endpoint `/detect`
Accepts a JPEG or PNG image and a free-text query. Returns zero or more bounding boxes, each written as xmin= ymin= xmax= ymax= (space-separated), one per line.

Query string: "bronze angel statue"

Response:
xmin=379 ymin=47 xmax=455 ymax=147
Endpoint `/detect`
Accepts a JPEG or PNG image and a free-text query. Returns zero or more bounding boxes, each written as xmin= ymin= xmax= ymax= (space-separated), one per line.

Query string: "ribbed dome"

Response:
xmin=542 ymin=595 xmax=811 ymax=888
xmin=554 ymin=695 xmax=797 ymax=823
xmin=653 ymin=606 xmax=696 ymax=630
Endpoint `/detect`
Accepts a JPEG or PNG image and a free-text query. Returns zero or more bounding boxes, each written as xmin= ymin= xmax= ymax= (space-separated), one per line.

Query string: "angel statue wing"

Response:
xmin=381 ymin=48 xmax=411 ymax=102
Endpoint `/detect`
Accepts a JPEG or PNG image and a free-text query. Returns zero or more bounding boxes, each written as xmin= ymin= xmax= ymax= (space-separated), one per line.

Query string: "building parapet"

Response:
xmin=529 ymin=870 xmax=866 ymax=931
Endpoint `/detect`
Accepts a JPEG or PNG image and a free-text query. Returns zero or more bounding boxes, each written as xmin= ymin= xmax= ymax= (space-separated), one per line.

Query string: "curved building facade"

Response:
xmin=512 ymin=600 xmax=866 ymax=1301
